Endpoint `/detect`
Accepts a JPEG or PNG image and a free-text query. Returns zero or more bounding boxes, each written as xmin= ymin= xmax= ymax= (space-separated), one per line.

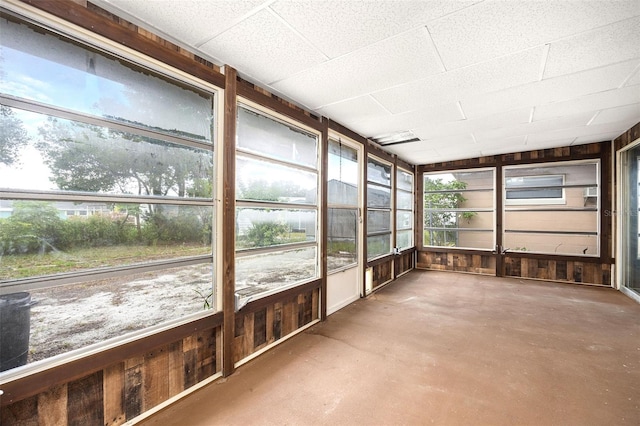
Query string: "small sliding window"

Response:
xmin=503 ymin=160 xmax=599 ymax=256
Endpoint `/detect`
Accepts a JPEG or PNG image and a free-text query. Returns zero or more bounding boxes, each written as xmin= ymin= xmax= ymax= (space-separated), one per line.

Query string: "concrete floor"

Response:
xmin=139 ymin=270 xmax=640 ymax=426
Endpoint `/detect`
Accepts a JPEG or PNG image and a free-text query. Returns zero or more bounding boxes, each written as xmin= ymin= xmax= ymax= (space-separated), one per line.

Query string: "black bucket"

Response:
xmin=0 ymin=292 xmax=34 ymax=372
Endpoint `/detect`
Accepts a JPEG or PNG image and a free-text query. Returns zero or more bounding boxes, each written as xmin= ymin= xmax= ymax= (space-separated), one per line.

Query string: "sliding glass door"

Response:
xmin=618 ymin=141 xmax=640 ymax=294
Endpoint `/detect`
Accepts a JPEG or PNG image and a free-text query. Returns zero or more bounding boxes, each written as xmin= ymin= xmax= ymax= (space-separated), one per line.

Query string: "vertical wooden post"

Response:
xmin=495 ymin=160 xmax=504 ymax=277
xmin=320 ymin=118 xmax=329 ymax=321
xmin=222 ymin=66 xmax=237 ymax=377
xmin=362 ymin=143 xmax=369 ymax=296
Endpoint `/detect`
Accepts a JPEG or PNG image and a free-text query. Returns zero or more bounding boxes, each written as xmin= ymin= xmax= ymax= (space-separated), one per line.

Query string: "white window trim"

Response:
xmin=505 ymin=174 xmax=566 ymax=206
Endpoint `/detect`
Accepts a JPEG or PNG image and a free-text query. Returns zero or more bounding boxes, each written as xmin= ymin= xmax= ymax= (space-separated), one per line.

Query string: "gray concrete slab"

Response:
xmin=139 ymin=270 xmax=640 ymax=425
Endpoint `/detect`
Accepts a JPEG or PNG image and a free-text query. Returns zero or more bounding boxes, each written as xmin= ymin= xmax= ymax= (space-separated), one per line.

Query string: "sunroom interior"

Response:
xmin=0 ymin=0 xmax=639 ymax=424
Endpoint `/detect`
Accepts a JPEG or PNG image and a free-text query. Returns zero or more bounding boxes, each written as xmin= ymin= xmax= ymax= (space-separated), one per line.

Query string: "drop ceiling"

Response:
xmin=94 ymin=0 xmax=640 ymax=165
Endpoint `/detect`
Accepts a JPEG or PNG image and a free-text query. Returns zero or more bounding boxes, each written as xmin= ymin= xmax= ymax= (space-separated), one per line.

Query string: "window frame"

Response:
xmin=502 ymin=159 xmax=601 ymax=257
xmin=234 ymin=98 xmax=321 ymax=302
xmin=422 ymin=167 xmax=496 ymax=251
xmin=505 ymin=174 xmax=566 ymax=205
xmin=327 ymin=137 xmax=360 ymax=274
xmin=395 ymin=167 xmax=414 ymax=251
xmin=0 ymin=14 xmax=222 ymax=378
xmin=366 ymin=155 xmax=393 ymax=261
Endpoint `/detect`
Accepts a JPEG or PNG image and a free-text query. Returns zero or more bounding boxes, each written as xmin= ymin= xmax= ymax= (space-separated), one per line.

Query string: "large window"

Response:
xmin=327 ymin=139 xmax=359 ymax=272
xmin=396 ymin=168 xmax=414 ymax=250
xmin=0 ymin=18 xmax=216 ymax=372
xmin=503 ymin=160 xmax=599 ymax=256
xmin=423 ymin=168 xmax=495 ymax=250
xmin=235 ymin=104 xmax=320 ymax=300
xmin=367 ymin=156 xmax=392 ymax=259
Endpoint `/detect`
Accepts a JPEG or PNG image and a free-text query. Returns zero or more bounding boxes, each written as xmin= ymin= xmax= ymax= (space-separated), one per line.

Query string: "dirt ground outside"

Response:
xmin=21 ymin=252 xmax=351 ymax=364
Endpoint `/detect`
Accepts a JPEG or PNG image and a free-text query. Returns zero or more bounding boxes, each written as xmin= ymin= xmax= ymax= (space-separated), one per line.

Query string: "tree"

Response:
xmin=0 ymin=105 xmax=29 ymax=166
xmin=423 ymin=178 xmax=476 ymax=247
xmin=36 ymin=117 xmax=212 ymax=198
xmin=0 ymin=201 xmax=62 ymax=254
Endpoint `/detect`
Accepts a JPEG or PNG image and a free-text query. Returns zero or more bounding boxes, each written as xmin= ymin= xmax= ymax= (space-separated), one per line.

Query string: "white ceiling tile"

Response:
xmin=199 ymin=9 xmax=326 ymax=84
xmin=272 ymin=27 xmax=444 ymax=108
xmin=270 ymin=0 xmax=478 ymax=59
xmin=381 ymin=142 xmax=441 ymax=164
xmin=462 ymin=59 xmax=640 ymax=119
xmin=544 ymin=17 xmax=640 ymax=78
xmin=427 ymin=0 xmax=640 ymax=70
xmin=625 ymin=67 xmax=640 ymax=86
xmin=527 ymin=120 xmax=638 ymax=144
xmin=572 ymin=132 xmax=626 ymax=144
xmin=315 ymin=96 xmax=391 ymax=126
xmin=373 ymin=47 xmax=544 ymax=114
xmin=99 ymin=0 xmax=266 ymax=46
xmin=589 ymin=103 xmax=640 ymax=126
xmin=348 ymin=103 xmax=463 ymax=138
xmin=533 ymin=85 xmax=640 ymax=122
xmin=526 ymin=135 xmax=578 ymax=147
xmin=473 ymin=112 xmax=594 ymax=143
xmin=413 ymin=108 xmax=532 ymax=141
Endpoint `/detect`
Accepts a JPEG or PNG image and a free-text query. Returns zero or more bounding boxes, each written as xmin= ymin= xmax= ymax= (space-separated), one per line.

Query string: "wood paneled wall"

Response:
xmin=1 ymin=325 xmax=222 ymax=425
xmin=234 ymin=287 xmax=319 ymax=363
xmin=614 ymin=121 xmax=640 ymax=151
xmin=503 ymin=257 xmax=611 ymax=285
xmin=394 ymin=251 xmax=415 ymax=277
xmin=417 ymin=251 xmax=496 ymax=275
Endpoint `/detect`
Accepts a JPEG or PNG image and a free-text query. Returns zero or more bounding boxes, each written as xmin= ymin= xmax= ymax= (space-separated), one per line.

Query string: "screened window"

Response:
xmin=367 ymin=157 xmax=392 ymax=259
xmin=423 ymin=168 xmax=495 ymax=250
xmin=505 ymin=175 xmax=564 ymax=204
xmin=235 ymin=105 xmax=319 ymax=299
xmin=396 ymin=168 xmax=414 ymax=250
xmin=0 ymin=18 xmax=216 ymax=372
xmin=327 ymin=139 xmax=359 ymax=272
xmin=503 ymin=160 xmax=599 ymax=256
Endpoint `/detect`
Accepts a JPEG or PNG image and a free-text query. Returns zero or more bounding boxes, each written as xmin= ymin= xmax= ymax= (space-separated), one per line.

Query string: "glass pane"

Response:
xmin=504 ymin=210 xmax=598 ymax=234
xmin=397 ymin=190 xmax=413 ymax=210
xmin=367 ymin=184 xmax=391 ymax=208
xmin=397 ymin=169 xmax=413 ymax=191
xmin=0 ymin=107 xmax=213 ymax=197
xmin=0 ymin=201 xmax=213 ymax=281
xmin=237 ymin=107 xmax=317 ymax=168
xmin=621 ymin=147 xmax=640 ymax=290
xmin=236 ymin=208 xmax=316 ymax=249
xmin=505 ymin=162 xmax=598 ymax=186
xmin=236 ymin=247 xmax=317 ymax=297
xmin=425 ymin=169 xmax=494 ymax=192
xmin=397 ymin=210 xmax=413 ymax=231
xmin=367 ymin=158 xmax=391 ymax=186
xmin=21 ymin=263 xmax=214 ymax=364
xmin=456 ymin=230 xmax=494 ymax=250
xmin=328 ymin=140 xmax=358 ymax=206
xmin=0 ymin=19 xmax=213 ymax=141
xmin=503 ymin=232 xmax=598 ymax=256
xmin=328 ymin=208 xmax=357 ymax=271
xmin=396 ymin=229 xmax=412 ymax=250
xmin=367 ymin=210 xmax=391 ymax=233
xmin=424 ymin=210 xmax=493 ymax=231
xmin=236 ymin=156 xmax=317 ymax=204
xmin=367 ymin=234 xmax=391 ymax=259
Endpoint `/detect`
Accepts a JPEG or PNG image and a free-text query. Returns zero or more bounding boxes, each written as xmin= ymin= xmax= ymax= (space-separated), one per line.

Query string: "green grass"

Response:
xmin=0 ymin=244 xmax=209 ymax=280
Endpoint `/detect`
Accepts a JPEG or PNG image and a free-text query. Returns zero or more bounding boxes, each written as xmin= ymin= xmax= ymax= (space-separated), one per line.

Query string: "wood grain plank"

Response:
xmin=167 ymin=341 xmax=184 ymax=397
xmin=124 ymin=357 xmax=143 ymax=420
xmin=38 ymin=384 xmax=67 ymax=426
xmin=142 ymin=346 xmax=170 ymax=411
xmin=103 ymin=363 xmax=125 ymax=426
xmin=67 ymin=371 xmax=103 ymax=426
